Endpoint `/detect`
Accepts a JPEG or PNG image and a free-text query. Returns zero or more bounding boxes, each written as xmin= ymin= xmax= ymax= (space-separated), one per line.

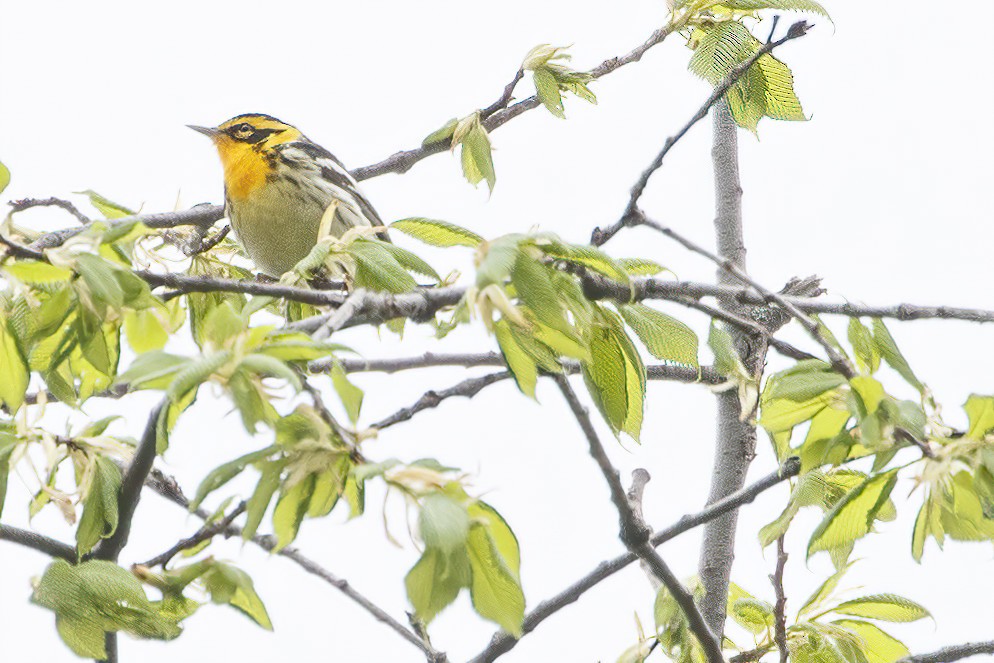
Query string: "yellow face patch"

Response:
xmin=200 ymin=114 xmax=303 ymax=201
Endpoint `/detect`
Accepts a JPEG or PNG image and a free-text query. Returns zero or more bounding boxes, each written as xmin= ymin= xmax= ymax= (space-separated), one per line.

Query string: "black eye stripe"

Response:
xmin=225 ymin=126 xmax=283 ymax=144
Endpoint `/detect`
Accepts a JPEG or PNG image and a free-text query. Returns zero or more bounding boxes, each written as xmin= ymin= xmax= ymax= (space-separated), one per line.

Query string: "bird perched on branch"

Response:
xmin=189 ymin=114 xmax=386 ymax=277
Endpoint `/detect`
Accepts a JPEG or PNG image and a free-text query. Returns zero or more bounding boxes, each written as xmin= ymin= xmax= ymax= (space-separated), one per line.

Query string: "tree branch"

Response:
xmin=91 ymin=402 xmax=165 ymax=562
xmin=138 ymin=501 xmax=248 ymax=568
xmin=136 ymin=271 xmax=347 ymax=306
xmin=138 ymin=467 xmax=442 ymax=661
xmin=349 ymin=20 xmax=681 ymax=181
xmin=554 ymin=375 xmax=724 ymax=663
xmin=770 ymin=536 xmax=789 ymax=663
xmin=0 ymin=524 xmax=76 ymax=561
xmin=591 ymin=20 xmax=812 ymax=247
xmin=469 ymin=457 xmax=799 ymax=662
xmin=8 ymin=196 xmax=91 ymax=224
xmin=371 ymin=371 xmax=510 ymax=430
xmin=898 ymin=642 xmax=994 ymax=663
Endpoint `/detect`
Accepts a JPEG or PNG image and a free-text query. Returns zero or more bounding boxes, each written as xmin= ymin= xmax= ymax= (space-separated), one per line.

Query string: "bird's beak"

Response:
xmin=187 ymin=125 xmax=222 ymax=139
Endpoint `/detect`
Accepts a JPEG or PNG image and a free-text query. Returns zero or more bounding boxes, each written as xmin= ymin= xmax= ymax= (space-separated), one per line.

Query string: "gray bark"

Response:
xmin=696 ymin=99 xmax=761 ymax=638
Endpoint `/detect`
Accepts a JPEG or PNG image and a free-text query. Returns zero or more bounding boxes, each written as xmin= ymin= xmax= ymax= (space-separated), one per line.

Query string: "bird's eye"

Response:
xmin=237 ymin=123 xmax=254 ymax=135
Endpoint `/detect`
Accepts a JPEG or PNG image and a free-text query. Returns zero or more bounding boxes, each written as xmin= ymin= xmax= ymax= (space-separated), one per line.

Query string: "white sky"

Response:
xmin=2 ymin=1 xmax=993 ymax=662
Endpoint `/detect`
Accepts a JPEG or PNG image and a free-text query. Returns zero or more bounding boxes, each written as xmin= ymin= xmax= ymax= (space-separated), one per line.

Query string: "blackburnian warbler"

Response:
xmin=189 ymin=114 xmax=386 ymax=277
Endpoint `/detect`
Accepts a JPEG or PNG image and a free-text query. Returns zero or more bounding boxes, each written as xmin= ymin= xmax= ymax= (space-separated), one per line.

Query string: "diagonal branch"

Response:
xmin=139 ymin=467 xmax=443 ymax=661
xmin=138 ymin=501 xmax=248 ymax=568
xmin=469 ymin=456 xmax=800 ymax=663
xmin=591 ymin=20 xmax=812 ymax=247
xmin=553 ymin=375 xmax=724 ymax=663
xmin=371 ymin=371 xmax=510 ymax=430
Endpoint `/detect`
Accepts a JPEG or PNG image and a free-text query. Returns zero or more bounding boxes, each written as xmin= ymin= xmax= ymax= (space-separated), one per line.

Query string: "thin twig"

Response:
xmin=372 ymin=371 xmax=510 ymax=429
xmin=553 ymin=375 xmax=724 ymax=663
xmin=0 ymin=232 xmax=46 ymax=261
xmin=8 ymin=197 xmax=91 ymax=224
xmin=139 ymin=467 xmax=441 ymax=661
xmin=139 ymin=501 xmax=248 ymax=568
xmin=469 ymin=457 xmax=799 ymax=663
xmin=0 ymin=525 xmax=76 ymax=561
xmin=480 ymin=69 xmax=525 ymax=120
xmin=186 ymin=224 xmax=231 ymax=256
xmin=136 ymin=270 xmax=347 ymax=306
xmin=591 ymin=20 xmax=812 ymax=246
xmin=770 ymin=536 xmax=789 ymax=663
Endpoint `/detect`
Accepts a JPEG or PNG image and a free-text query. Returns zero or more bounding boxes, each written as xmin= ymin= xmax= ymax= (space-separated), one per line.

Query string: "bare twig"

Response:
xmin=139 ymin=467 xmax=440 ymax=661
xmin=480 ymin=69 xmax=525 ymax=120
xmin=554 ymin=375 xmax=724 ymax=663
xmin=0 ymin=525 xmax=76 ymax=561
xmin=349 ymin=21 xmax=681 ymax=181
xmin=91 ymin=402 xmax=165 ymax=562
xmin=770 ymin=536 xmax=789 ymax=663
xmin=591 ymin=20 xmax=812 ymax=247
xmin=0 ymin=231 xmax=46 ymax=261
xmin=8 ymin=197 xmax=91 ymax=224
xmin=897 ymin=641 xmax=994 ymax=663
xmin=372 ymin=371 xmax=510 ymax=430
xmin=186 ymin=223 xmax=231 ymax=256
xmin=139 ymin=501 xmax=248 ymax=568
xmin=469 ymin=457 xmax=799 ymax=663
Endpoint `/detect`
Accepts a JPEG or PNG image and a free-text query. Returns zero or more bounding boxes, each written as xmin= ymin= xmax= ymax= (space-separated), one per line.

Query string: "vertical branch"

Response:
xmin=697 ymin=98 xmax=762 ymax=638
xmin=770 ymin=536 xmax=789 ymax=663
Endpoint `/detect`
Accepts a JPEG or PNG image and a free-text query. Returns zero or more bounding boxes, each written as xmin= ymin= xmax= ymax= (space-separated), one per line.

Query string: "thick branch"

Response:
xmin=0 ymin=524 xmax=76 ymax=561
xmin=92 ymin=402 xmax=165 ymax=562
xmin=554 ymin=375 xmax=724 ymax=663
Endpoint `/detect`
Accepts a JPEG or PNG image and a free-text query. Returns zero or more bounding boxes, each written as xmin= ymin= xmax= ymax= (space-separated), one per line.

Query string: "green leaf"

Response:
xmin=538 ymin=240 xmax=630 ymax=284
xmin=420 ymin=493 xmax=471 ymax=553
xmin=533 ymin=68 xmax=565 ymax=118
xmin=0 ymin=315 xmax=29 ymax=413
xmin=422 ymin=118 xmax=458 ymax=146
xmin=731 ymin=597 xmax=773 ymax=634
xmin=77 ymin=190 xmax=135 ymax=219
xmin=116 ymin=351 xmax=190 ymax=390
xmin=390 ymin=217 xmax=482 ymax=248
xmin=76 ymin=457 xmax=122 ymax=556
xmin=190 ymin=446 xmax=278 ymax=511
xmin=466 ymin=523 xmax=525 ymax=636
xmin=272 ymin=473 xmax=316 ymax=550
xmin=765 ymin=361 xmax=845 ymax=402
xmin=123 ymin=308 xmax=169 ymax=353
xmin=75 ymin=253 xmax=125 ymax=310
xmin=872 ymin=320 xmax=924 ymax=392
xmin=619 ymin=304 xmax=699 ymax=367
xmin=242 ymin=459 xmax=286 ymax=541
xmin=367 ymin=238 xmax=441 ymax=282
xmin=964 ymin=395 xmax=994 ymax=440
xmin=798 ymin=563 xmax=852 ymax=617
xmin=3 ymin=260 xmax=74 ymax=284
xmin=715 ymin=0 xmax=830 ymax=17
xmin=350 ymin=240 xmax=418 ymax=293
xmin=848 ymin=318 xmax=880 ymax=374
xmin=0 ymin=160 xmax=9 ymax=195
xmin=830 ymin=594 xmax=930 ymax=623
xmin=468 ymin=501 xmax=521 ymax=577
xmin=808 ymin=470 xmax=899 ymax=559
xmin=832 ymin=620 xmax=909 ymax=663
xmin=405 ymin=547 xmax=470 ymax=625
xmin=0 ymin=433 xmax=19 ymax=520
xmin=33 ymin=559 xmax=181 ymax=658
xmin=460 ymin=119 xmax=497 ymax=192
xmin=330 ymin=363 xmax=364 ymax=424
xmin=201 ymin=561 xmax=273 ymax=630
xmin=512 ymin=252 xmax=571 ymax=336
xmin=619 ymin=258 xmax=667 ymax=276
xmin=494 ymin=318 xmax=539 ymax=398
xmin=583 ymin=308 xmax=645 ymax=440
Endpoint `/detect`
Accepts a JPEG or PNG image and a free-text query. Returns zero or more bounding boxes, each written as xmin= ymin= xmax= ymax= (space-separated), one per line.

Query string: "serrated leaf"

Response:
xmin=366 ymin=238 xmax=441 ymax=282
xmin=390 ymin=217 xmax=482 ymax=248
xmin=494 ymin=318 xmax=539 ymax=398
xmin=350 ymin=240 xmax=418 ymax=293
xmin=872 ymin=320 xmax=923 ymax=393
xmin=460 ymin=121 xmax=496 ymax=192
xmin=808 ymin=470 xmax=899 ymax=559
xmin=512 ymin=252 xmax=571 ymax=336
xmin=715 ymin=0 xmax=830 ymax=18
xmin=466 ymin=523 xmax=525 ymax=636
xmin=831 ymin=594 xmax=930 ymax=623
xmin=832 ymin=620 xmax=909 ymax=663
xmin=619 ymin=304 xmax=698 ymax=367
xmin=533 ymin=68 xmax=565 ymax=118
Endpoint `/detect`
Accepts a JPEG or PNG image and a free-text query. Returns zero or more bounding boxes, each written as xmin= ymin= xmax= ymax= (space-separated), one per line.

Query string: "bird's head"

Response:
xmin=189 ymin=114 xmax=302 ymax=165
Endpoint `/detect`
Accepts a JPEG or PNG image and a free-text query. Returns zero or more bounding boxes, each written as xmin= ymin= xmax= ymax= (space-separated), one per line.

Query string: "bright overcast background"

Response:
xmin=2 ymin=1 xmax=993 ymax=662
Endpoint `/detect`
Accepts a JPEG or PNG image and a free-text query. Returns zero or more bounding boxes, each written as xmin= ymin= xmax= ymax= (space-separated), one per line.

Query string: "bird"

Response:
xmin=188 ymin=113 xmax=386 ymax=277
